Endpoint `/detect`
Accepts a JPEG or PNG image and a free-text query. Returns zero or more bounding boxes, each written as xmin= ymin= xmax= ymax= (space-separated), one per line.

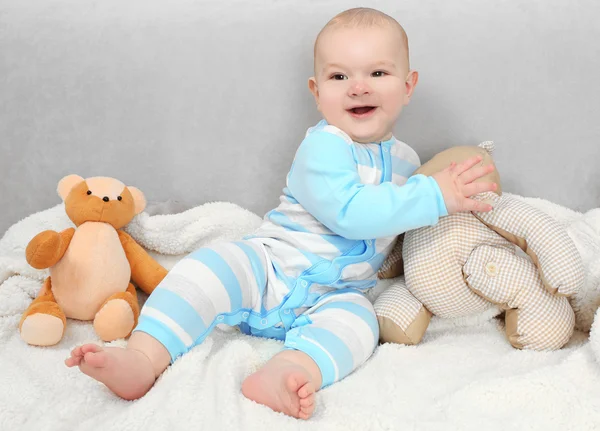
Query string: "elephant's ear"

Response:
xmin=414 ymin=143 xmax=502 ymax=195
xmin=472 ymin=192 xmax=584 ymax=297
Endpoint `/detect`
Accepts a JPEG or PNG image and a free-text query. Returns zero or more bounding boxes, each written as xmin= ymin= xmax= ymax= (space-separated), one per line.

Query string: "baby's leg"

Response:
xmin=66 ymin=241 xmax=267 ymax=400
xmin=242 ymin=290 xmax=379 ymax=419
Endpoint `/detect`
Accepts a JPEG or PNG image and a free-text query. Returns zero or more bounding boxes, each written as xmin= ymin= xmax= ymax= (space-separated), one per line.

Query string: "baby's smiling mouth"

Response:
xmin=347 ymin=106 xmax=377 ymax=117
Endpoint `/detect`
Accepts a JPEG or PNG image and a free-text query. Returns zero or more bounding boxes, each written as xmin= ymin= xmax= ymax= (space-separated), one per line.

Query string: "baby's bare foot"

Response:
xmin=65 ymin=343 xmax=156 ymax=400
xmin=241 ymin=358 xmax=316 ymax=420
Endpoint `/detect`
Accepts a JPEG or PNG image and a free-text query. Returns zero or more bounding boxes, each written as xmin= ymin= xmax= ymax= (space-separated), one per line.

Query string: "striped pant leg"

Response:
xmin=133 ymin=240 xmax=268 ymax=362
xmin=283 ymin=290 xmax=379 ymax=389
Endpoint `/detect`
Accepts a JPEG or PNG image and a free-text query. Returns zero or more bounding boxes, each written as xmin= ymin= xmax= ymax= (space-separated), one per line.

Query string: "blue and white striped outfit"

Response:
xmin=134 ymin=120 xmax=447 ymax=388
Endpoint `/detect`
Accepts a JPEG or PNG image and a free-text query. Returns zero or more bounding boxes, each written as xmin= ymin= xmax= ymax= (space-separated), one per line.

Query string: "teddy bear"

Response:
xmin=374 ymin=142 xmax=585 ymax=350
xmin=20 ymin=175 xmax=168 ymax=346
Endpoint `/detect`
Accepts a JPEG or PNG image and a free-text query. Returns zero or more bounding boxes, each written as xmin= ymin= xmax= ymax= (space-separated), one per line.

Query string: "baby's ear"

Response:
xmin=57 ymin=174 xmax=85 ymax=201
xmin=308 ymin=77 xmax=320 ymax=108
xmin=404 ymin=70 xmax=419 ymax=104
xmin=127 ymin=186 xmax=146 ymax=215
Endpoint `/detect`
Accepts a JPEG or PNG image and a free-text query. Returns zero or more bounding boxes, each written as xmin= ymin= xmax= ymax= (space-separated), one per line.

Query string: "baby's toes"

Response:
xmin=298 ymin=400 xmax=315 ymax=420
xmin=83 ymin=350 xmax=108 ymax=368
xmin=297 ymin=382 xmax=315 ymax=399
xmin=81 ymin=343 xmax=103 ymax=355
xmin=64 ymin=346 xmax=85 ymax=367
xmin=64 ymin=355 xmax=82 ymax=367
xmin=299 ymin=396 xmax=314 ymax=408
xmin=298 ymin=410 xmax=310 ymax=420
xmin=72 ymin=345 xmax=83 ymax=355
xmin=297 ymin=382 xmax=315 ymax=419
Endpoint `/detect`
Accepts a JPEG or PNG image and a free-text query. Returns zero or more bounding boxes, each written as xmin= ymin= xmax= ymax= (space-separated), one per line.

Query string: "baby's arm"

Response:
xmin=287 ymin=131 xmax=448 ymax=240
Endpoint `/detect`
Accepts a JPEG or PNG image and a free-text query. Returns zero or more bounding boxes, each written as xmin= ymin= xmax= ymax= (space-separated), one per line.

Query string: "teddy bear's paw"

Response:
xmin=25 ymin=230 xmax=62 ymax=269
xmin=20 ymin=313 xmax=65 ymax=346
xmin=94 ymin=299 xmax=135 ymax=342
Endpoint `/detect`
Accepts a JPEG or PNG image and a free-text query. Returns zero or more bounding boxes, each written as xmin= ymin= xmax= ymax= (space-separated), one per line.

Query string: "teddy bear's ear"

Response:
xmin=57 ymin=174 xmax=85 ymax=201
xmin=127 ymin=186 xmax=146 ymax=215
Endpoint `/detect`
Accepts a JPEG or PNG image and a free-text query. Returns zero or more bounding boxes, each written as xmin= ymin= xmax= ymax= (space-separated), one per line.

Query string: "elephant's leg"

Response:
xmin=374 ymin=279 xmax=431 ymax=345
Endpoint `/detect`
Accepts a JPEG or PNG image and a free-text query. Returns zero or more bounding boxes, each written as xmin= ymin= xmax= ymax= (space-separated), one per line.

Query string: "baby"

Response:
xmin=65 ymin=7 xmax=496 ymax=420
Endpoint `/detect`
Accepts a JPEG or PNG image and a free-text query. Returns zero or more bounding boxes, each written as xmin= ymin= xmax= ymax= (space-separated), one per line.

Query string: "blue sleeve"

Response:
xmin=286 ymin=130 xmax=448 ymax=240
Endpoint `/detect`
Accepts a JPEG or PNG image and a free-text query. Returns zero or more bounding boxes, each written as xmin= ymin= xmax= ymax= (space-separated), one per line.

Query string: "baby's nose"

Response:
xmin=349 ymin=81 xmax=371 ymax=96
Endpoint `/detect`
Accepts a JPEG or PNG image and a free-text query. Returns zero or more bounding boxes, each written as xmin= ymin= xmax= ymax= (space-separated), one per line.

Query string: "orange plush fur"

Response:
xmin=20 ymin=175 xmax=167 ymax=346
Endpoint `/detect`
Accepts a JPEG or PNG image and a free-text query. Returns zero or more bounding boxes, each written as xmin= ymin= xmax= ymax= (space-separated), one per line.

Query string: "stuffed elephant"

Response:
xmin=375 ymin=142 xmax=585 ymax=350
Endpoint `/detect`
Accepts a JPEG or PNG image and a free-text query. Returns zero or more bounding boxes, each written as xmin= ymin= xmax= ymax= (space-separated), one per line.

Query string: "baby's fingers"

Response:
xmin=462 ymin=197 xmax=493 ymax=213
xmin=462 ymin=181 xmax=497 ymax=197
xmin=453 ymin=155 xmax=483 ymax=176
xmin=460 ymin=164 xmax=495 ymax=185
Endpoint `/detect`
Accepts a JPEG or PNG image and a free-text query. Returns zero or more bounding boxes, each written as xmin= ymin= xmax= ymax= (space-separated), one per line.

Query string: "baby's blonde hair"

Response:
xmin=313 ymin=7 xmax=410 ymax=73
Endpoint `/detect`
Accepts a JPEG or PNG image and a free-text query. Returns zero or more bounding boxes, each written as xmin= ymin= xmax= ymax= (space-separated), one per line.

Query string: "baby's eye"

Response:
xmin=331 ymin=74 xmax=348 ymax=80
xmin=372 ymin=71 xmax=387 ymax=77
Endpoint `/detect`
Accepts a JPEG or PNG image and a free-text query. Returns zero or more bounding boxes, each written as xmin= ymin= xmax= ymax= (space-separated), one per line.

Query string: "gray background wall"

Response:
xmin=1 ymin=0 xmax=599 ymax=234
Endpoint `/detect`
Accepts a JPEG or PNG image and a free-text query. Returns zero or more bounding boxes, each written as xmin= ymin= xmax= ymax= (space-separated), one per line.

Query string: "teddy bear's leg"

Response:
xmin=19 ymin=277 xmax=67 ymax=346
xmin=374 ymin=279 xmax=432 ymax=345
xmin=93 ymin=283 xmax=140 ymax=342
xmin=464 ymin=245 xmax=575 ymax=350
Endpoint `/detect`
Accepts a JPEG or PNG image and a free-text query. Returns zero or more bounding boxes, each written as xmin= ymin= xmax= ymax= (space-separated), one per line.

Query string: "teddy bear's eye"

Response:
xmin=86 ymin=190 xmax=92 ymax=195
xmin=117 ymin=196 xmax=122 ymax=201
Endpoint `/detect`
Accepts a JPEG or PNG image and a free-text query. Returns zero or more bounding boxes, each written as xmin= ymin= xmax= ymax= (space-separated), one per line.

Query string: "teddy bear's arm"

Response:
xmin=117 ymin=230 xmax=168 ymax=295
xmin=25 ymin=228 xmax=75 ymax=269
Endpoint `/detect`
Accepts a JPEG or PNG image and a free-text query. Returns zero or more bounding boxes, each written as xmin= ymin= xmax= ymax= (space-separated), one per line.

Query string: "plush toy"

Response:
xmin=375 ymin=142 xmax=585 ymax=350
xmin=20 ymin=175 xmax=168 ymax=346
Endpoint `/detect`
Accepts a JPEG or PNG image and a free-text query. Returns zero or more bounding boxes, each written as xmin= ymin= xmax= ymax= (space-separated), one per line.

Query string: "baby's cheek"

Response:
xmin=383 ymin=90 xmax=406 ymax=113
xmin=320 ymin=91 xmax=342 ymax=107
xmin=319 ymin=96 xmax=345 ymax=120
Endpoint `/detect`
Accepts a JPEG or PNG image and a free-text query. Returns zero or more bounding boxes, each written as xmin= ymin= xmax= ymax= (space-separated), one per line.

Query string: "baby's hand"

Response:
xmin=431 ymin=156 xmax=497 ymax=215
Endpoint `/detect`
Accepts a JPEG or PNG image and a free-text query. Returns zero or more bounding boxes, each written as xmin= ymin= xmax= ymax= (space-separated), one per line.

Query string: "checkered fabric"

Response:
xmin=472 ymin=192 xmax=585 ymax=297
xmin=377 ymin=234 xmax=404 ymax=279
xmin=374 ymin=277 xmax=423 ymax=331
xmin=402 ymin=206 xmax=508 ymax=318
xmin=464 ymin=244 xmax=575 ymax=350
xmin=375 ymin=191 xmax=583 ymax=350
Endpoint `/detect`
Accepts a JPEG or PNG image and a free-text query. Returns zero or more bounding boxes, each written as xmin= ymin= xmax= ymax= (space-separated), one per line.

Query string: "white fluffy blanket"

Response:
xmin=2 ymin=197 xmax=600 ymax=431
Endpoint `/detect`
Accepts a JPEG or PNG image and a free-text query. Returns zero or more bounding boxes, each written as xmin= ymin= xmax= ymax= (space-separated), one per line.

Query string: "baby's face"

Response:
xmin=310 ymin=25 xmax=414 ymax=143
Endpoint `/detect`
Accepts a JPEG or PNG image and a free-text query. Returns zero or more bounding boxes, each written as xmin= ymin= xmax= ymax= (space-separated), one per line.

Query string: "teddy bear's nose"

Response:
xmin=102 ymin=196 xmax=109 ymax=202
